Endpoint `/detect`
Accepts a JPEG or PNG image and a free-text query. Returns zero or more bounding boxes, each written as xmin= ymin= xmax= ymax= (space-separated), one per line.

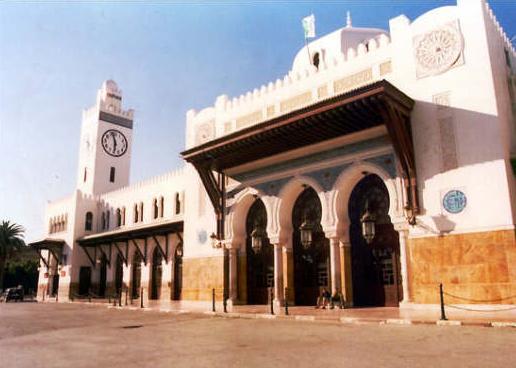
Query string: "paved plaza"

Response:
xmin=0 ymin=303 xmax=515 ymax=368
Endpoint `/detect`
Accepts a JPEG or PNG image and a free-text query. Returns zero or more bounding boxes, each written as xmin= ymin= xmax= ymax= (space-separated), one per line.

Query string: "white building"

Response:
xmin=32 ymin=0 xmax=515 ymax=309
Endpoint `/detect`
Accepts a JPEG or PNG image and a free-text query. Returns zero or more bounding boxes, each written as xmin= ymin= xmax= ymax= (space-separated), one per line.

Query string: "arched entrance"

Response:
xmin=292 ymin=187 xmax=329 ymax=306
xmin=98 ymin=254 xmax=107 ymax=297
xmin=114 ymin=254 xmax=123 ymax=295
xmin=246 ymin=199 xmax=273 ymax=304
xmin=348 ymin=174 xmax=402 ymax=307
xmin=131 ymin=252 xmax=142 ymax=299
xmin=150 ymin=247 xmax=163 ymax=300
xmin=173 ymin=245 xmax=183 ymax=300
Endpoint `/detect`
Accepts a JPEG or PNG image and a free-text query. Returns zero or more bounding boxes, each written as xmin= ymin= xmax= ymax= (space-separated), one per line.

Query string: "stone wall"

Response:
xmin=181 ymin=256 xmax=224 ymax=301
xmin=408 ymin=229 xmax=516 ymax=304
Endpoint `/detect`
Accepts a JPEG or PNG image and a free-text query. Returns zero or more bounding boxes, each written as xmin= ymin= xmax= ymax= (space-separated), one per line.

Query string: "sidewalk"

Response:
xmin=92 ymin=299 xmax=516 ymax=328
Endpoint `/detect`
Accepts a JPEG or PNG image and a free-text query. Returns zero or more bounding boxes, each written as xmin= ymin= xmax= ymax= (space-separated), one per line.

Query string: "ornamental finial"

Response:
xmin=346 ymin=11 xmax=352 ymax=28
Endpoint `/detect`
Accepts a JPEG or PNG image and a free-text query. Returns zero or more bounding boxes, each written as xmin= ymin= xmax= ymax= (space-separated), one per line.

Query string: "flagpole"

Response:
xmin=305 ymin=36 xmax=311 ymax=65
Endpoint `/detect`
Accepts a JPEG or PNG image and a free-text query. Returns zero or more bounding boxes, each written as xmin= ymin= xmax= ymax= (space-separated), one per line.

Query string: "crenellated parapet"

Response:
xmin=187 ymin=33 xmax=392 ymax=149
xmin=484 ymin=1 xmax=516 ymax=57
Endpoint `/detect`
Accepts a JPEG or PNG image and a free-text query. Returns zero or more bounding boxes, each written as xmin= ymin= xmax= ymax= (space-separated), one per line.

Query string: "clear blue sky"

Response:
xmin=1 ymin=1 xmax=515 ymax=241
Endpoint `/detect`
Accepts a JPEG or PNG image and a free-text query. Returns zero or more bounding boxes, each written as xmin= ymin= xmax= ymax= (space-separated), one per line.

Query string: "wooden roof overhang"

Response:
xmin=182 ymin=80 xmax=419 ymax=239
xmin=77 ymin=221 xmax=183 ymax=267
xmin=28 ymin=238 xmax=65 ymax=269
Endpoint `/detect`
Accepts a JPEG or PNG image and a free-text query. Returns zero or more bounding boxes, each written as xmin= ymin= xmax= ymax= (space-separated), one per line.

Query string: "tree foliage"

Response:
xmin=0 ymin=220 xmax=26 ymax=290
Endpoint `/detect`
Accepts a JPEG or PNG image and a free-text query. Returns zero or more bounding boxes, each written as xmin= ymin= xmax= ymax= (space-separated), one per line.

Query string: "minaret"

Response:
xmin=76 ymin=80 xmax=134 ymax=195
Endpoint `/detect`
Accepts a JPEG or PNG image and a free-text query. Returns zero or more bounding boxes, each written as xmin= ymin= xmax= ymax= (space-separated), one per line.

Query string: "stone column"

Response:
xmin=228 ymin=247 xmax=239 ymax=305
xmin=161 ymin=258 xmax=172 ymax=302
xmin=283 ymin=246 xmax=294 ymax=305
xmin=122 ymin=262 xmax=131 ymax=304
xmin=340 ymin=240 xmax=353 ymax=306
xmin=273 ymin=243 xmax=284 ymax=306
xmin=329 ymin=237 xmax=341 ymax=295
xmin=396 ymin=227 xmax=411 ymax=304
xmin=141 ymin=261 xmax=151 ymax=303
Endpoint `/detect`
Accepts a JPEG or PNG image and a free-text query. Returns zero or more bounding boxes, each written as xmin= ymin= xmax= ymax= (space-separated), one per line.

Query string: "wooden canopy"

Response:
xmin=182 ymin=80 xmax=418 ymax=238
xmin=77 ymin=221 xmax=183 ymax=267
xmin=28 ymin=238 xmax=65 ymax=269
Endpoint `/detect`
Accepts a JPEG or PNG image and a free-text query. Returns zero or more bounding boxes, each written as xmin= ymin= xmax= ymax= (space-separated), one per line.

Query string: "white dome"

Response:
xmin=292 ymin=25 xmax=388 ymax=72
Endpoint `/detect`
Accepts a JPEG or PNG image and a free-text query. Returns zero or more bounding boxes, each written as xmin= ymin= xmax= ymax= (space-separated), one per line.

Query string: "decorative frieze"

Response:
xmin=317 ymin=85 xmax=328 ymax=99
xmin=280 ymin=91 xmax=313 ymax=113
xmin=333 ymin=68 xmax=373 ymax=94
xmin=433 ymin=92 xmax=458 ymax=171
xmin=236 ymin=110 xmax=263 ymax=129
xmin=379 ymin=60 xmax=392 ymax=76
xmin=266 ymin=105 xmax=276 ymax=118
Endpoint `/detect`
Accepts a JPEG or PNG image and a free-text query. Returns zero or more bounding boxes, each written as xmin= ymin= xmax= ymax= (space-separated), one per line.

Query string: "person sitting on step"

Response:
xmin=330 ymin=289 xmax=345 ymax=309
xmin=315 ymin=287 xmax=331 ymax=309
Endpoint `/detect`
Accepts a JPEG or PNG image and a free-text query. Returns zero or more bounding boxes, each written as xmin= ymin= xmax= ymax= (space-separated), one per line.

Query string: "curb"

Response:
xmin=68 ymin=301 xmax=516 ymax=328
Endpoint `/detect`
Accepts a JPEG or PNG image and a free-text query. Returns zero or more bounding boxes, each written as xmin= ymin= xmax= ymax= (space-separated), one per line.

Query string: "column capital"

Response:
xmin=392 ymin=220 xmax=410 ymax=234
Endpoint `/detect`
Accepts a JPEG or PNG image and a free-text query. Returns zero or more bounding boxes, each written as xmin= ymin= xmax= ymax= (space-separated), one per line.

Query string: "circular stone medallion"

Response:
xmin=415 ymin=25 xmax=463 ymax=76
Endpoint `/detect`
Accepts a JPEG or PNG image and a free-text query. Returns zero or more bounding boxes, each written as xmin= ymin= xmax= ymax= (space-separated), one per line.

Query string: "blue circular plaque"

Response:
xmin=443 ymin=190 xmax=467 ymax=214
xmin=197 ymin=230 xmax=207 ymax=244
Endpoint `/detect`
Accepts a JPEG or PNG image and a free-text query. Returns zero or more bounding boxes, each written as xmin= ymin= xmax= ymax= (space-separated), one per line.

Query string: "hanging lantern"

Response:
xmin=176 ymin=247 xmax=183 ymax=257
xmin=251 ymin=222 xmax=266 ymax=253
xmin=360 ymin=201 xmax=376 ymax=244
xmin=299 ymin=217 xmax=314 ymax=249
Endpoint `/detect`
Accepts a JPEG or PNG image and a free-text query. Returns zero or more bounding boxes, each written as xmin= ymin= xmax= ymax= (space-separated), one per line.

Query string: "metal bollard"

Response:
xmin=113 ymin=293 xmax=117 ymax=307
xmin=56 ymin=291 xmax=58 ymax=302
xmin=439 ymin=283 xmax=447 ymax=321
xmin=119 ymin=290 xmax=122 ymax=307
xmin=223 ymin=292 xmax=227 ymax=313
xmin=212 ymin=288 xmax=216 ymax=312
xmin=140 ymin=287 xmax=144 ymax=308
xmin=284 ymin=288 xmax=289 ymax=316
xmin=125 ymin=288 xmax=128 ymax=306
xmin=269 ymin=287 xmax=274 ymax=315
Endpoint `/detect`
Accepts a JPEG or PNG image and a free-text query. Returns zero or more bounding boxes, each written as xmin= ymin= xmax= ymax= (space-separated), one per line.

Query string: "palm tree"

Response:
xmin=0 ymin=221 xmax=25 ymax=291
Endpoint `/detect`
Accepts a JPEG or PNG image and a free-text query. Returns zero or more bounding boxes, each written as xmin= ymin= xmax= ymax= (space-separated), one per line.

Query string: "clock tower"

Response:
xmin=77 ymin=80 xmax=134 ymax=195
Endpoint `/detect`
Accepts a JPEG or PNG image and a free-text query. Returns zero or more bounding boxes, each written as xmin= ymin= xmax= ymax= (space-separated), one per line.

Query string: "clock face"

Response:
xmin=101 ymin=129 xmax=128 ymax=157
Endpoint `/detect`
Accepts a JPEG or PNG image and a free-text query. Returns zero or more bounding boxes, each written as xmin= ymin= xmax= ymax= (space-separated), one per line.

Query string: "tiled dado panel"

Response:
xmin=181 ymin=256 xmax=225 ymax=301
xmin=408 ymin=230 xmax=516 ymax=304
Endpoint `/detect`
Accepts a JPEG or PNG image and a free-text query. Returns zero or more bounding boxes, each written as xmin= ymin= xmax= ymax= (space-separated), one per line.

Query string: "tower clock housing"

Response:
xmin=76 ymin=80 xmax=134 ymax=195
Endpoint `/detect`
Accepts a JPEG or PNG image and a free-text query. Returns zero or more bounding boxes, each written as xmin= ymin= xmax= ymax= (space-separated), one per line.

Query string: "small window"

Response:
xmin=116 ymin=209 xmax=122 ymax=227
xmin=175 ymin=193 xmax=181 ymax=215
xmin=153 ymin=199 xmax=158 ymax=219
xmin=139 ymin=202 xmax=144 ymax=222
xmin=122 ymin=207 xmax=126 ymax=226
xmin=101 ymin=213 xmax=106 ymax=230
xmin=83 ymin=168 xmax=87 ymax=182
xmin=110 ymin=167 xmax=115 ymax=183
xmin=134 ymin=204 xmax=139 ymax=223
xmin=106 ymin=211 xmax=110 ymax=229
xmin=159 ymin=197 xmax=164 ymax=218
xmin=313 ymin=52 xmax=320 ymax=70
xmin=85 ymin=212 xmax=93 ymax=231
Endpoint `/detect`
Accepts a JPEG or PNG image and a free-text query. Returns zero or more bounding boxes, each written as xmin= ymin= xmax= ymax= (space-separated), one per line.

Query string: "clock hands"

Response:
xmin=111 ymin=131 xmax=117 ymax=152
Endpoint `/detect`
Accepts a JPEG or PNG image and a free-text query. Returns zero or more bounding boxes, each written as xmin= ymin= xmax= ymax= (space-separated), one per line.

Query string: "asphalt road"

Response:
xmin=0 ymin=303 xmax=515 ymax=368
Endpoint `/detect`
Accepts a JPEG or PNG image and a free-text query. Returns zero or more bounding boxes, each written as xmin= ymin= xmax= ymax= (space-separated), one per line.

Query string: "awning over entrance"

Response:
xmin=28 ymin=238 xmax=65 ymax=269
xmin=182 ymin=80 xmax=418 ymax=239
xmin=77 ymin=220 xmax=183 ymax=267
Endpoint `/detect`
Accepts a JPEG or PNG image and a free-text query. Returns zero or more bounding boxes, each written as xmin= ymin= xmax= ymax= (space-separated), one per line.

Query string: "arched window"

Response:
xmin=116 ymin=208 xmax=122 ymax=227
xmin=139 ymin=202 xmax=144 ymax=222
xmin=122 ymin=207 xmax=126 ymax=226
xmin=153 ymin=198 xmax=158 ymax=219
xmin=134 ymin=204 xmax=139 ymax=223
xmin=101 ymin=213 xmax=106 ymax=230
xmin=159 ymin=196 xmax=164 ymax=218
xmin=313 ymin=52 xmax=320 ymax=70
xmin=175 ymin=193 xmax=181 ymax=215
xmin=85 ymin=212 xmax=93 ymax=231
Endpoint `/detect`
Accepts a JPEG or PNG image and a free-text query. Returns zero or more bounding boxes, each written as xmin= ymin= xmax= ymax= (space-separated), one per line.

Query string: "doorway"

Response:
xmin=292 ymin=187 xmax=329 ymax=306
xmin=348 ymin=174 xmax=401 ymax=307
xmin=246 ymin=199 xmax=273 ymax=304
xmin=78 ymin=266 xmax=91 ymax=295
